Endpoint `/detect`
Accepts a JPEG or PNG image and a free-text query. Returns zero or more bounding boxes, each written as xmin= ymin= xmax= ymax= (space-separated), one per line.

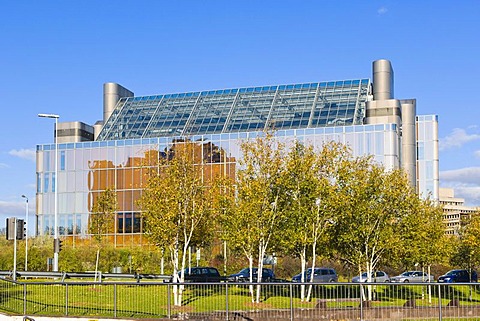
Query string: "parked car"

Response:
xmin=177 ymin=267 xmax=224 ymax=282
xmin=292 ymin=268 xmax=338 ymax=283
xmin=228 ymin=267 xmax=275 ymax=282
xmin=352 ymin=271 xmax=390 ymax=283
xmin=390 ymin=271 xmax=434 ymax=283
xmin=438 ymin=269 xmax=478 ymax=283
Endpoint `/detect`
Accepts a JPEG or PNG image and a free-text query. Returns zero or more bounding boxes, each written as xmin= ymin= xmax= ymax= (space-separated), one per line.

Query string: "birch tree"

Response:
xmin=280 ymin=141 xmax=347 ymax=301
xmin=139 ymin=141 xmax=217 ymax=306
xmin=451 ymin=212 xmax=480 ymax=275
xmin=223 ymin=133 xmax=286 ymax=303
xmin=89 ymin=187 xmax=117 ymax=280
xmin=331 ymin=156 xmax=423 ymax=300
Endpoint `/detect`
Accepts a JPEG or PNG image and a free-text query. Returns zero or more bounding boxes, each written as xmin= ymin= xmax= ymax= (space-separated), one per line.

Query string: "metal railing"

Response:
xmin=1 ymin=279 xmax=480 ymax=321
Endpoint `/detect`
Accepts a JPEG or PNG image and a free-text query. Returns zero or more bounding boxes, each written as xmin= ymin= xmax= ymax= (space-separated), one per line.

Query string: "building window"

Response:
xmin=117 ymin=212 xmax=141 ymax=234
xmin=60 ymin=150 xmax=66 ymax=171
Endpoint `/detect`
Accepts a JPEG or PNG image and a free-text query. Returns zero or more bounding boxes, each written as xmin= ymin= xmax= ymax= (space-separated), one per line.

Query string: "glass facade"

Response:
xmin=97 ymin=79 xmax=370 ymax=141
xmin=416 ymin=115 xmax=439 ymax=200
xmin=36 ymin=124 xmax=399 ymax=246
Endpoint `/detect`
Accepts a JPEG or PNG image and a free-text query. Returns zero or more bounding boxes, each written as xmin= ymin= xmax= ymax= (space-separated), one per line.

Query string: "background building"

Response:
xmin=36 ymin=59 xmax=439 ymax=246
xmin=440 ymin=187 xmax=478 ymax=235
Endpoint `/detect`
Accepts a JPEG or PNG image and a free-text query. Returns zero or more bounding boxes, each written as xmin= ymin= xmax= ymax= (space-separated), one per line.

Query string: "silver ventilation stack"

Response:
xmin=94 ymin=83 xmax=134 ymax=140
xmin=400 ymin=99 xmax=417 ymax=187
xmin=365 ymin=59 xmax=417 ymax=187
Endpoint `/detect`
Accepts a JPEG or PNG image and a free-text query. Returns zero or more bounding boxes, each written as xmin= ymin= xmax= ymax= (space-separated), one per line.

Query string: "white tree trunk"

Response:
xmin=300 ymin=248 xmax=307 ymax=302
xmin=248 ymin=256 xmax=255 ymax=302
xmin=256 ymin=242 xmax=267 ymax=303
xmin=306 ymin=241 xmax=318 ymax=302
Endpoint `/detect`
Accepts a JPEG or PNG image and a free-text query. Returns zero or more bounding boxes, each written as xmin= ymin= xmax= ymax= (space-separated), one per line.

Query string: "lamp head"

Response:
xmin=38 ymin=113 xmax=60 ymax=119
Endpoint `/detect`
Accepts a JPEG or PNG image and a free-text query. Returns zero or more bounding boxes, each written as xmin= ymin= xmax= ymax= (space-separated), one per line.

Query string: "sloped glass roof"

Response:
xmin=97 ymin=79 xmax=370 ymax=141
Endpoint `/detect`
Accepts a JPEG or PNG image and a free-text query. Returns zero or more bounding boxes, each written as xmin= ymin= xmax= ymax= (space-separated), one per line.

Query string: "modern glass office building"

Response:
xmin=36 ymin=59 xmax=439 ymax=245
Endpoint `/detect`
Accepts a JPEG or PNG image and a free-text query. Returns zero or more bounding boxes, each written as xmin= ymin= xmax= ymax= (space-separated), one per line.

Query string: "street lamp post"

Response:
xmin=38 ymin=113 xmax=60 ymax=272
xmin=21 ymin=195 xmax=28 ymax=271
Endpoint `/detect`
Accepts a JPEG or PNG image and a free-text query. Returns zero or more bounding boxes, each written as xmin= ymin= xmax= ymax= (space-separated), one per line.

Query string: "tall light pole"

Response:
xmin=21 ymin=195 xmax=28 ymax=271
xmin=38 ymin=113 xmax=60 ymax=272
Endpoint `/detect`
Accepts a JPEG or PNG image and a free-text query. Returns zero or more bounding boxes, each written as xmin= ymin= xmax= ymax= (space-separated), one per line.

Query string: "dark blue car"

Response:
xmin=438 ymin=269 xmax=477 ymax=283
xmin=228 ymin=268 xmax=275 ymax=282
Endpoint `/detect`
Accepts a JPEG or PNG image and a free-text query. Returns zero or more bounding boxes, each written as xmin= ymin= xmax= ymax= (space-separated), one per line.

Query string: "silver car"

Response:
xmin=352 ymin=271 xmax=390 ymax=282
xmin=292 ymin=268 xmax=338 ymax=282
xmin=390 ymin=271 xmax=434 ymax=283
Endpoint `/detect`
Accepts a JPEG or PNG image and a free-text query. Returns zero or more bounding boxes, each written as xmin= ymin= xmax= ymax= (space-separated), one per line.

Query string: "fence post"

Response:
xmin=360 ymin=283 xmax=364 ymax=321
xmin=23 ymin=283 xmax=26 ymax=315
xmin=438 ymin=283 xmax=442 ymax=321
xmin=167 ymin=283 xmax=171 ymax=319
xmin=225 ymin=282 xmax=229 ymax=321
xmin=290 ymin=283 xmax=293 ymax=321
xmin=65 ymin=283 xmax=68 ymax=316
xmin=114 ymin=283 xmax=117 ymax=318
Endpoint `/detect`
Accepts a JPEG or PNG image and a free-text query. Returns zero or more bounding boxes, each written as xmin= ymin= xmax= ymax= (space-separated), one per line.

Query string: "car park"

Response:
xmin=352 ymin=271 xmax=390 ymax=282
xmin=291 ymin=268 xmax=338 ymax=283
xmin=228 ymin=267 xmax=275 ymax=282
xmin=390 ymin=271 xmax=434 ymax=283
xmin=438 ymin=269 xmax=478 ymax=283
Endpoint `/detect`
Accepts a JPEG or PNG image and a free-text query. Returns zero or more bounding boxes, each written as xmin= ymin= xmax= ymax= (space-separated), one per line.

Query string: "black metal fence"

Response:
xmin=1 ymin=277 xmax=480 ymax=321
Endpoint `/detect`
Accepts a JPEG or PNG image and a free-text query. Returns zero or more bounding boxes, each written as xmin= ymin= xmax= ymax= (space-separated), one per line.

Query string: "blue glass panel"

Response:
xmin=37 ymin=173 xmax=41 ymax=193
xmin=60 ymin=151 xmax=65 ymax=171
xmin=361 ymin=79 xmax=369 ymax=84
xmin=247 ymin=88 xmax=254 ymax=92
xmin=352 ymin=80 xmax=360 ymax=85
xmin=335 ymin=81 xmax=344 ymax=86
xmin=44 ymin=173 xmax=49 ymax=194
xmin=278 ymin=85 xmax=286 ymax=90
xmin=344 ymin=80 xmax=352 ymax=85
xmin=220 ymin=133 xmax=229 ymax=140
xmin=287 ymin=85 xmax=294 ymax=89
xmin=327 ymin=82 xmax=335 ymax=87
xmin=319 ymin=82 xmax=327 ymax=87
xmin=294 ymin=84 xmax=302 ymax=89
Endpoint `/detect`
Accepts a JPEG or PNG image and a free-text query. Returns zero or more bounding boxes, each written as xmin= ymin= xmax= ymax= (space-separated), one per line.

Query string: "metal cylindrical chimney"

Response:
xmin=103 ymin=83 xmax=134 ymax=123
xmin=373 ymin=59 xmax=394 ymax=100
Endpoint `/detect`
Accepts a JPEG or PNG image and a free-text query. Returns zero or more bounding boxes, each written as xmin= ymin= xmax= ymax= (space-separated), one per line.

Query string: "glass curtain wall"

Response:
xmin=36 ymin=124 xmax=400 ymax=246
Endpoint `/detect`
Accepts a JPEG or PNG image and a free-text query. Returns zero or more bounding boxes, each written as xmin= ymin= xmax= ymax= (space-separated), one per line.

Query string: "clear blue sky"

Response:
xmin=1 ymin=1 xmax=480 ymax=226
